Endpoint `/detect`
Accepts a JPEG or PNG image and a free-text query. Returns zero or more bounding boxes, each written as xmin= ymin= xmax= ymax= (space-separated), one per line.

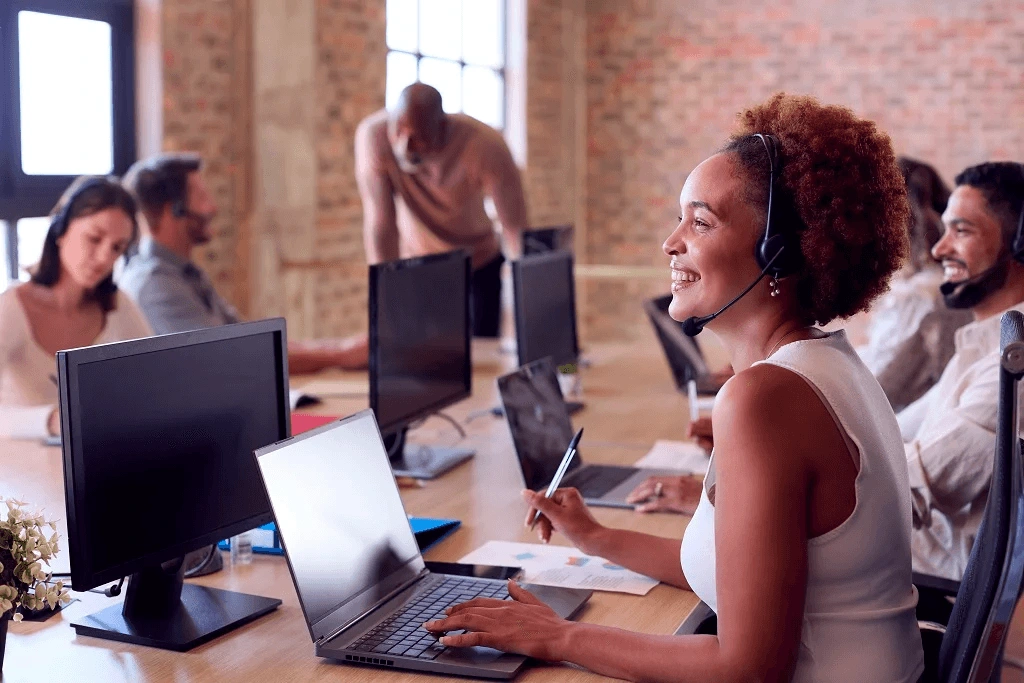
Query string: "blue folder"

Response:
xmin=218 ymin=516 xmax=461 ymax=556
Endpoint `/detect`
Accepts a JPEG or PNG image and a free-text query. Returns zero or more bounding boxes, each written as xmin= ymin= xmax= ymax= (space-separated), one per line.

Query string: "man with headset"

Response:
xmin=900 ymin=161 xmax=1024 ymax=580
xmin=118 ymin=153 xmax=367 ymax=371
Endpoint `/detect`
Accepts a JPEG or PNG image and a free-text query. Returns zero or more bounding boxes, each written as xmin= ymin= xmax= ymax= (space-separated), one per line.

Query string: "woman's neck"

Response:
xmin=710 ymin=309 xmax=818 ymax=372
xmin=46 ymin=276 xmax=92 ymax=312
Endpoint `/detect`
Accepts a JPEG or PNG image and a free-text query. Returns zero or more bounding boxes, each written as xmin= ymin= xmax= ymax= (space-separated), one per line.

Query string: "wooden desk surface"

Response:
xmin=0 ymin=340 xmax=699 ymax=682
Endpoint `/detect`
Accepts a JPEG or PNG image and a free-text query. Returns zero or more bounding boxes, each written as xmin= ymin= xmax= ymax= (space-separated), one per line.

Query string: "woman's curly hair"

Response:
xmin=724 ymin=93 xmax=909 ymax=326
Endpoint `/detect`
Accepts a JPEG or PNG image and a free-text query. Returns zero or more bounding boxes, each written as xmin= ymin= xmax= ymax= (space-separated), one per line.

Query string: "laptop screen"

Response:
xmin=254 ymin=411 xmax=424 ymax=638
xmin=497 ymin=357 xmax=582 ymax=490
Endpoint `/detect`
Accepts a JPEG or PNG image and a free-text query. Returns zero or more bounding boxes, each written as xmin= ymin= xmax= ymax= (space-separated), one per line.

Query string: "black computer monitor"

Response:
xmin=57 ymin=319 xmax=289 ymax=651
xmin=523 ymin=225 xmax=574 ymax=255
xmin=512 ymin=250 xmax=579 ymax=369
xmin=369 ymin=250 xmax=474 ymax=478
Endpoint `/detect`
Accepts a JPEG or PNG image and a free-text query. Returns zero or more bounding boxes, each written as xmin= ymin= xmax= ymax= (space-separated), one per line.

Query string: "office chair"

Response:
xmin=676 ymin=311 xmax=1024 ymax=683
xmin=918 ymin=309 xmax=1024 ymax=682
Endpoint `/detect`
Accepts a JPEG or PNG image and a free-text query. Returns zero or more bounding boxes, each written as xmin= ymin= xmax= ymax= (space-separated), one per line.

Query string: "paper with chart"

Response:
xmin=633 ymin=439 xmax=710 ymax=474
xmin=459 ymin=541 xmax=658 ymax=595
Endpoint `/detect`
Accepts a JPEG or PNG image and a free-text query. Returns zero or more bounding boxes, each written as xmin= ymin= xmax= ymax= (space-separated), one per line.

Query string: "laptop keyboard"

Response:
xmin=565 ymin=465 xmax=636 ymax=498
xmin=350 ymin=576 xmax=510 ymax=660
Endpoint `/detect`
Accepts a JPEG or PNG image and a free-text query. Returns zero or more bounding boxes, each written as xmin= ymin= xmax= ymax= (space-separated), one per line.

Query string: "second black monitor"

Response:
xmin=369 ymin=250 xmax=474 ymax=478
xmin=512 ymin=250 xmax=579 ymax=369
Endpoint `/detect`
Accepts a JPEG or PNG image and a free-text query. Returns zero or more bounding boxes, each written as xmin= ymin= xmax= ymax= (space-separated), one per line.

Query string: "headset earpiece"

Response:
xmin=50 ymin=177 xmax=110 ymax=238
xmin=171 ymin=199 xmax=187 ymax=218
xmin=752 ymin=133 xmax=798 ymax=279
xmin=1013 ymin=163 xmax=1024 ymax=265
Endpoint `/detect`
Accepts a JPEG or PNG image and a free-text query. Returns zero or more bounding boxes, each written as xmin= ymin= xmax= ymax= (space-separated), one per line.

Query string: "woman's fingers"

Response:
xmin=445 ymin=597 xmax=507 ymax=615
xmin=424 ymin=608 xmax=498 ymax=634
xmin=507 ymin=580 xmax=545 ymax=606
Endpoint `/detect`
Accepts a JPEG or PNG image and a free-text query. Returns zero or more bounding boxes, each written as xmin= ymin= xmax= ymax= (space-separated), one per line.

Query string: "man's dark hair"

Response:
xmin=32 ymin=176 xmax=139 ymax=312
xmin=122 ymin=153 xmax=202 ymax=228
xmin=954 ymin=162 xmax=1024 ymax=239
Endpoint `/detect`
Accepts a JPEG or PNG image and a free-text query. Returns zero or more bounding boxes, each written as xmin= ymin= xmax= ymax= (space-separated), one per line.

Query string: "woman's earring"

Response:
xmin=769 ymin=276 xmax=781 ymax=297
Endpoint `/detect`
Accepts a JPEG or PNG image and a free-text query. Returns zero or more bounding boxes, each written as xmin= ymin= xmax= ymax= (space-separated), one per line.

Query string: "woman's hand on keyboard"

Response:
xmin=423 ymin=580 xmax=569 ymax=661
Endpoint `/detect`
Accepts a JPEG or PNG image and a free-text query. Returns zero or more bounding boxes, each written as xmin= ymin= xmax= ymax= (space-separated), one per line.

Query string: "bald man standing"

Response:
xmin=354 ymin=83 xmax=527 ymax=337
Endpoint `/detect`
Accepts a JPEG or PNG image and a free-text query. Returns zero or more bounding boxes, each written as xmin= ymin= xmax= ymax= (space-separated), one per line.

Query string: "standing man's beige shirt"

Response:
xmin=354 ymin=109 xmax=527 ymax=269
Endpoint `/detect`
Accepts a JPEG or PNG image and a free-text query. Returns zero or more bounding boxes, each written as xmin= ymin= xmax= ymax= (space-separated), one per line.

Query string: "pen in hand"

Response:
xmin=529 ymin=427 xmax=583 ymax=531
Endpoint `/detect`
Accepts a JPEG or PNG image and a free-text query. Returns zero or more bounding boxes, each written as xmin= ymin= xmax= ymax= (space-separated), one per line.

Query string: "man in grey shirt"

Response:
xmin=119 ymin=153 xmax=367 ymax=372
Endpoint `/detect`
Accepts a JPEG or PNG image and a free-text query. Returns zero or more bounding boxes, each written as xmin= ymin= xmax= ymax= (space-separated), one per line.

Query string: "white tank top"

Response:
xmin=680 ymin=331 xmax=924 ymax=683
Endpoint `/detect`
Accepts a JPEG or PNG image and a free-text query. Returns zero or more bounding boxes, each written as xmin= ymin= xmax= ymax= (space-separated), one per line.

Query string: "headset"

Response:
xmin=1012 ymin=162 xmax=1024 ymax=263
xmin=48 ymin=176 xmax=113 ymax=239
xmin=753 ymin=133 xmax=798 ymax=278
xmin=171 ymin=198 xmax=188 ymax=218
xmin=682 ymin=133 xmax=798 ymax=336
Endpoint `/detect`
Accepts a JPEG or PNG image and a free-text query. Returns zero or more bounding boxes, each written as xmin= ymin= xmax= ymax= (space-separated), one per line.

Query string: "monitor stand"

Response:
xmin=71 ymin=556 xmax=281 ymax=651
xmin=385 ymin=428 xmax=474 ymax=480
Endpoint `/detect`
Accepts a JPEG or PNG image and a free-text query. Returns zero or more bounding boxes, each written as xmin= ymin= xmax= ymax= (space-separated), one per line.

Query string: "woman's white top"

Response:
xmin=0 ymin=286 xmax=152 ymax=439
xmin=680 ymin=331 xmax=924 ymax=683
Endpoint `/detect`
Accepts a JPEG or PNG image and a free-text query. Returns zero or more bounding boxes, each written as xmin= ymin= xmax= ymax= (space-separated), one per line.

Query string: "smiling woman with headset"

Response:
xmin=0 ymin=176 xmax=152 ymax=440
xmin=424 ymin=93 xmax=923 ymax=682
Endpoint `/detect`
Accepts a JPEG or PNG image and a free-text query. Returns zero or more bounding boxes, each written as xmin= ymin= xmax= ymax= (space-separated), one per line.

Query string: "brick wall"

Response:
xmin=162 ymin=0 xmax=383 ymax=338
xmin=161 ymin=0 xmax=251 ymax=313
xmin=309 ymin=0 xmax=387 ymax=336
xmin=161 ymin=0 xmax=1024 ymax=342
xmin=524 ymin=0 xmax=581 ymax=229
xmin=583 ymin=0 xmax=1024 ymax=339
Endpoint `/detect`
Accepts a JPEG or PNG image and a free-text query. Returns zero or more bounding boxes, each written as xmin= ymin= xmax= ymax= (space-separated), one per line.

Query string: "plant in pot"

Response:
xmin=0 ymin=496 xmax=71 ymax=670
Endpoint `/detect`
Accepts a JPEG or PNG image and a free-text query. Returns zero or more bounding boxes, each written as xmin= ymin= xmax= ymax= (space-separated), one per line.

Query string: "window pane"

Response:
xmin=419 ymin=0 xmax=461 ymax=60
xmin=418 ymin=58 xmax=462 ymax=113
xmin=386 ymin=0 xmax=418 ymax=52
xmin=462 ymin=0 xmax=503 ymax=68
xmin=463 ymin=67 xmax=503 ymax=128
xmin=386 ymin=51 xmax=419 ymax=110
xmin=19 ymin=11 xmax=114 ymax=176
xmin=17 ymin=217 xmax=50 ymax=281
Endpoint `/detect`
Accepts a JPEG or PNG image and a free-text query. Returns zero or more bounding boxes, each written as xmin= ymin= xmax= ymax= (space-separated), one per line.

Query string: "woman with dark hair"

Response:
xmin=424 ymin=94 xmax=924 ymax=682
xmin=857 ymin=157 xmax=972 ymax=412
xmin=0 ymin=176 xmax=152 ymax=440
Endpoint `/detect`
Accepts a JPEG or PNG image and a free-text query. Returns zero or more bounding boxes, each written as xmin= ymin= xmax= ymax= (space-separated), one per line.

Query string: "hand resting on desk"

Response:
xmin=625 ymin=474 xmax=703 ymax=514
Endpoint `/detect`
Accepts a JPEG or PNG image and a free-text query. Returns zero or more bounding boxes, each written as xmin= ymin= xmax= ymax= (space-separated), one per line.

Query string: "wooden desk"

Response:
xmin=0 ymin=340 xmax=698 ymax=682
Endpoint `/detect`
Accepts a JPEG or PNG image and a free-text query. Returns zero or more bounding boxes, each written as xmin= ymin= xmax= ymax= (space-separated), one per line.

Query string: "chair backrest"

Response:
xmin=938 ymin=310 xmax=1024 ymax=682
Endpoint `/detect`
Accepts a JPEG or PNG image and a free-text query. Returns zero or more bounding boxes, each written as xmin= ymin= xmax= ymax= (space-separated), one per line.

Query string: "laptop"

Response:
xmin=497 ymin=357 xmax=684 ymax=509
xmin=643 ymin=294 xmax=726 ymax=395
xmin=253 ymin=410 xmax=591 ymax=679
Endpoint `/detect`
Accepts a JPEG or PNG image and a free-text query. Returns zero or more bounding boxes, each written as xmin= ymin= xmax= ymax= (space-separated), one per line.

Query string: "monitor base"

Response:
xmin=71 ymin=584 xmax=281 ymax=652
xmin=391 ymin=444 xmax=474 ymax=479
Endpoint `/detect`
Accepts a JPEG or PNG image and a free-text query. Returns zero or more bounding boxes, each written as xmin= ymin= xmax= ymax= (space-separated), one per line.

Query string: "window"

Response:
xmin=385 ymin=0 xmax=506 ymax=130
xmin=0 ymin=0 xmax=135 ymax=283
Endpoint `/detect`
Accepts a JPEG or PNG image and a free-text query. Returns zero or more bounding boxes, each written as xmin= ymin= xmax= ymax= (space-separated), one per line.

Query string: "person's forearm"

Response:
xmin=584 ymin=527 xmax=688 ymax=589
xmin=288 ymin=334 xmax=369 ymax=373
xmin=557 ymin=623 xmax=751 ymax=683
xmin=502 ymin=227 xmax=522 ymax=260
xmin=364 ymin=222 xmax=400 ymax=265
xmin=0 ymin=404 xmax=53 ymax=440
